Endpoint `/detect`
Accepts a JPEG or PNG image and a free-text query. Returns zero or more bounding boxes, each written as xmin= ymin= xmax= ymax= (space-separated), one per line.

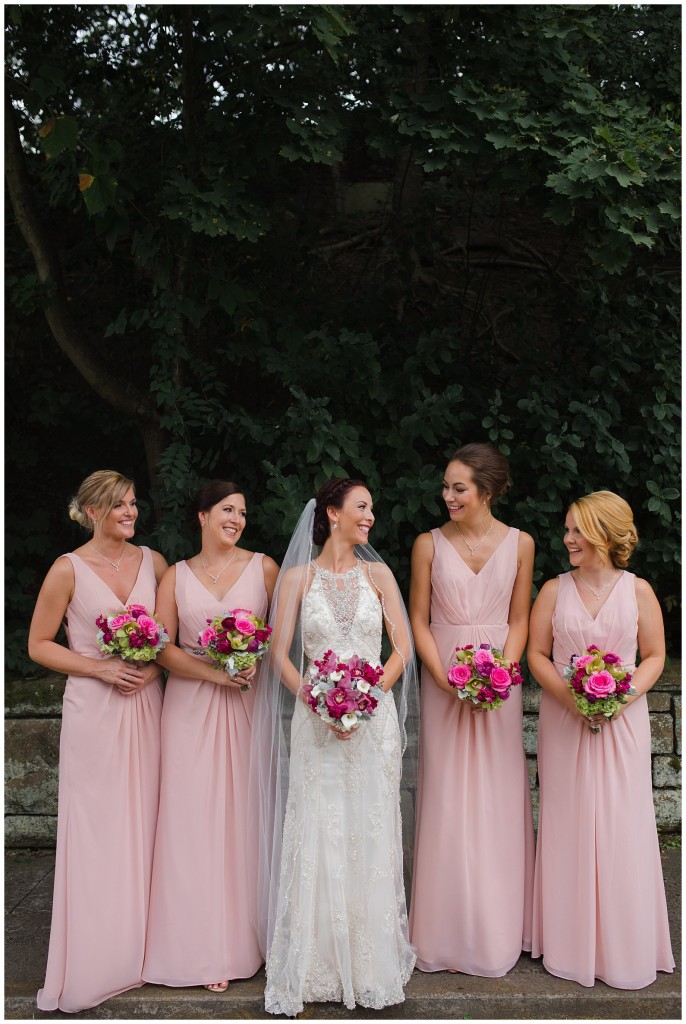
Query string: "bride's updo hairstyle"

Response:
xmin=569 ymin=490 xmax=638 ymax=569
xmin=312 ymin=477 xmax=367 ymax=545
xmin=449 ymin=443 xmax=510 ymax=504
xmin=190 ymin=480 xmax=244 ymax=528
xmin=68 ymin=470 xmax=134 ymax=530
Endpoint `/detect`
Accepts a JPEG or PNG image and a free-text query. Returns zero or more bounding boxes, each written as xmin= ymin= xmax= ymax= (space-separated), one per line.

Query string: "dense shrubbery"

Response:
xmin=5 ymin=5 xmax=680 ymax=669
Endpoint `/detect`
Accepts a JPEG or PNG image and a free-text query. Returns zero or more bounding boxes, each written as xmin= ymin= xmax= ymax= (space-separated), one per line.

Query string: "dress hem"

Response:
xmin=533 ymin=954 xmax=675 ymax=990
xmin=36 ymin=980 xmax=145 ymax=1014
xmin=141 ymin=963 xmax=264 ymax=988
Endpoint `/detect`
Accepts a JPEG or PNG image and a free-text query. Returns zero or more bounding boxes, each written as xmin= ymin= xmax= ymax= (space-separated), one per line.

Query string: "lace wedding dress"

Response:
xmin=264 ymin=561 xmax=416 ymax=1016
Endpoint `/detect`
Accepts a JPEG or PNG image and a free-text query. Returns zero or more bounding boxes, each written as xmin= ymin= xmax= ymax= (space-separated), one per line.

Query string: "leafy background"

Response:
xmin=5 ymin=4 xmax=681 ymax=670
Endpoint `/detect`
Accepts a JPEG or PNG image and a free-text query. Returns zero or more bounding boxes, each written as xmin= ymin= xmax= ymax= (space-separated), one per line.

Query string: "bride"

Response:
xmin=252 ymin=478 xmax=418 ymax=1017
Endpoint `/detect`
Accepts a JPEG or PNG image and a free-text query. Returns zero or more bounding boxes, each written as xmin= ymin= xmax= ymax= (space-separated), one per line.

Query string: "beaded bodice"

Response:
xmin=302 ymin=561 xmax=382 ymax=664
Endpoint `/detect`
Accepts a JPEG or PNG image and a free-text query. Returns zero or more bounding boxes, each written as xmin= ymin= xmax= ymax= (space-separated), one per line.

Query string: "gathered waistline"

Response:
xmin=430 ymin=622 xmax=507 ymax=629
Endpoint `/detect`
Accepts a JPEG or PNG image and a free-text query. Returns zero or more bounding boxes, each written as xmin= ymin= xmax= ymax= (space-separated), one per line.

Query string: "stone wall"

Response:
xmin=5 ymin=663 xmax=682 ymax=847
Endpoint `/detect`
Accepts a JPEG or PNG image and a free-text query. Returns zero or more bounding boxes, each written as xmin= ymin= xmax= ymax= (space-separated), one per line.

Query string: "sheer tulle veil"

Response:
xmin=249 ymin=497 xmax=419 ymax=955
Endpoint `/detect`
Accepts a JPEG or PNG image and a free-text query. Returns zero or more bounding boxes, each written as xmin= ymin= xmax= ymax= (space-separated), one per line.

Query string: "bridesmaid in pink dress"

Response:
xmin=528 ymin=490 xmax=674 ymax=988
xmin=409 ymin=444 xmax=535 ymax=976
xmin=143 ymin=480 xmax=279 ymax=993
xmin=28 ymin=470 xmax=168 ymax=1013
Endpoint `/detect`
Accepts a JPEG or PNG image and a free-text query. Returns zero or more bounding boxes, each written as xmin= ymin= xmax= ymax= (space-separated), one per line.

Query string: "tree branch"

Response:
xmin=4 ymin=92 xmax=156 ymax=425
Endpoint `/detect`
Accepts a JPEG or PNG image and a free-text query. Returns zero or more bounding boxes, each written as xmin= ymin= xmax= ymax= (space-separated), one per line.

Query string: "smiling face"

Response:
xmin=563 ymin=511 xmax=607 ymax=569
xmin=202 ymin=492 xmax=247 ymax=548
xmin=442 ymin=460 xmax=488 ymax=525
xmin=330 ymin=486 xmax=375 ymax=546
xmin=91 ymin=486 xmax=138 ymax=540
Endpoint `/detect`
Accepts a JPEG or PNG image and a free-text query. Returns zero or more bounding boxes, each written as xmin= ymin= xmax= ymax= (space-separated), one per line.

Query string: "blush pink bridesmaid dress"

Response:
xmin=142 ymin=555 xmax=266 ymax=986
xmin=532 ymin=571 xmax=674 ymax=988
xmin=409 ymin=527 xmax=535 ymax=976
xmin=37 ymin=548 xmax=163 ymax=1013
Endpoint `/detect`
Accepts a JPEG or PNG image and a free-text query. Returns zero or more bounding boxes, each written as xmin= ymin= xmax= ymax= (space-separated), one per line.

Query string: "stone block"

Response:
xmin=521 ymin=683 xmax=541 ymax=714
xmin=649 ymin=714 xmax=674 ymax=755
xmin=526 ymin=756 xmax=538 ymax=790
xmin=5 ymin=674 xmax=66 ymax=718
xmin=653 ymin=789 xmax=681 ymax=832
xmin=647 ymin=691 xmax=671 ymax=713
xmin=523 ymin=714 xmax=538 ymax=756
xmin=656 ymin=659 xmax=682 ymax=693
xmin=674 ymin=695 xmax=681 ymax=756
xmin=530 ymin=787 xmax=539 ymax=832
xmin=5 ymin=815 xmax=57 ymax=848
xmin=652 ymin=755 xmax=681 ymax=789
xmin=5 ymin=720 xmax=60 ymax=814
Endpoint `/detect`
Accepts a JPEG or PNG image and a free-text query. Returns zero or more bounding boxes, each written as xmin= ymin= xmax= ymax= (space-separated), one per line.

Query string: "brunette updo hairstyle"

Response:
xmin=190 ymin=480 xmax=244 ymax=528
xmin=68 ymin=470 xmax=134 ymax=531
xmin=313 ymin=478 xmax=367 ymax=546
xmin=449 ymin=443 xmax=510 ymax=504
xmin=568 ymin=491 xmax=638 ymax=569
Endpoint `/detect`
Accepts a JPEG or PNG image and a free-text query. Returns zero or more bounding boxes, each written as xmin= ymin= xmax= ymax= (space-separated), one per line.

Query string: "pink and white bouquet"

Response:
xmin=564 ymin=644 xmax=636 ymax=722
xmin=197 ymin=608 xmax=272 ymax=686
xmin=447 ymin=643 xmax=523 ymax=710
xmin=302 ymin=650 xmax=384 ymax=732
xmin=96 ymin=604 xmax=170 ymax=662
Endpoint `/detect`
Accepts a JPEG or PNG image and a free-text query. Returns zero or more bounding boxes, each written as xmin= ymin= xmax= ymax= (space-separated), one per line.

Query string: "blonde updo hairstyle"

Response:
xmin=68 ymin=470 xmax=135 ymax=532
xmin=568 ymin=490 xmax=638 ymax=569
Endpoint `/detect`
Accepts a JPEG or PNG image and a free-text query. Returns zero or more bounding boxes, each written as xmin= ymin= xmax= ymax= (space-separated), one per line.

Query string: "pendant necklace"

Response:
xmin=454 ymin=517 xmax=495 ymax=556
xmin=577 ymin=572 xmax=618 ymax=601
xmin=92 ymin=545 xmax=127 ymax=572
xmin=200 ymin=549 xmax=238 ymax=584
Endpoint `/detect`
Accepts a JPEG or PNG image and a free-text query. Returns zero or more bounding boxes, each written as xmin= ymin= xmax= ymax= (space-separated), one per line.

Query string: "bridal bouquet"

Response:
xmin=564 ymin=645 xmax=636 ymax=722
xmin=96 ymin=604 xmax=170 ymax=662
xmin=302 ymin=649 xmax=384 ymax=732
xmin=447 ymin=643 xmax=523 ymax=710
xmin=197 ymin=608 xmax=272 ymax=687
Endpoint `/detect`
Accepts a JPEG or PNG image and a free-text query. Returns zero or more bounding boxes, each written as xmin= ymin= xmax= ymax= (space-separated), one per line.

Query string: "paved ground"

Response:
xmin=5 ymin=847 xmax=681 ymax=1020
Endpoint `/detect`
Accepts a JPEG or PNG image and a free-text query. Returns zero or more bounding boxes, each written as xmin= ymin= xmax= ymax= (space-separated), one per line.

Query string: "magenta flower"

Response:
xmin=473 ymin=649 xmax=496 ymax=676
xmin=109 ymin=613 xmax=132 ymax=631
xmin=489 ymin=666 xmax=511 ymax=693
xmin=247 ymin=637 xmax=260 ymax=653
xmin=448 ymin=664 xmax=472 ymax=688
xmin=234 ymin=616 xmax=256 ymax=636
xmin=127 ymin=604 xmax=148 ymax=619
xmin=585 ymin=670 xmax=617 ymax=699
xmin=199 ymin=626 xmax=217 ymax=648
xmin=325 ymin=686 xmax=357 ymax=719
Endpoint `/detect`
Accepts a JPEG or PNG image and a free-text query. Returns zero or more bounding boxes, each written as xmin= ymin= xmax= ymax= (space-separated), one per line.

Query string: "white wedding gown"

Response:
xmin=264 ymin=562 xmax=416 ymax=1016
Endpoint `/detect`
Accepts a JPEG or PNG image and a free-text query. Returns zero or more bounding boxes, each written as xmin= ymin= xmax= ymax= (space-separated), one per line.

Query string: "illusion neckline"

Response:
xmin=312 ymin=559 xmax=361 ymax=579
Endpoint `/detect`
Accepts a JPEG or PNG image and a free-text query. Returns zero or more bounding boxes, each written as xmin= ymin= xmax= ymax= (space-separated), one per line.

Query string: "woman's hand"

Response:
xmin=98 ymin=658 xmax=146 ymax=692
xmin=116 ymin=662 xmax=162 ymax=696
xmin=236 ymin=663 xmax=257 ymax=686
xmin=326 ymin=721 xmax=357 ymax=741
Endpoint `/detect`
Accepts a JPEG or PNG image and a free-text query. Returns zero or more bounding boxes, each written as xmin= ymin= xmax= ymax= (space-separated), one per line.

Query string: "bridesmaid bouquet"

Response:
xmin=302 ymin=649 xmax=384 ymax=732
xmin=197 ymin=608 xmax=272 ymax=687
xmin=96 ymin=604 xmax=170 ymax=662
xmin=564 ymin=645 xmax=636 ymax=723
xmin=447 ymin=643 xmax=523 ymax=710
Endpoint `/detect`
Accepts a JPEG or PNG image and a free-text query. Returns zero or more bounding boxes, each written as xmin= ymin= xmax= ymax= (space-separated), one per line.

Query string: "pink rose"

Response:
xmin=137 ymin=615 xmax=159 ymax=639
xmin=127 ymin=604 xmax=148 ymax=619
xmin=473 ymin=649 xmax=495 ymax=675
xmin=109 ymin=614 xmax=132 ymax=631
xmin=585 ymin=670 xmax=617 ymax=699
xmin=489 ymin=666 xmax=511 ymax=693
xmin=199 ymin=626 xmax=217 ymax=647
xmin=234 ymin=616 xmax=256 ymax=636
xmin=448 ymin=664 xmax=472 ymax=688
xmin=574 ymin=654 xmax=595 ymax=669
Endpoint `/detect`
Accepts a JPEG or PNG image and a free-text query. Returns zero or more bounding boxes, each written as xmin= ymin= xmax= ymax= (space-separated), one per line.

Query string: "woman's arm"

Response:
xmin=366 ymin=562 xmax=412 ymax=693
xmin=409 ymin=533 xmax=453 ymax=695
xmin=613 ymin=578 xmax=666 ymax=715
xmin=503 ymin=531 xmax=535 ymax=663
xmin=266 ymin=567 xmax=308 ymax=697
xmin=527 ymin=578 xmax=583 ymax=717
xmin=153 ymin=565 xmax=243 ymax=689
xmin=28 ymin=557 xmax=145 ymax=688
